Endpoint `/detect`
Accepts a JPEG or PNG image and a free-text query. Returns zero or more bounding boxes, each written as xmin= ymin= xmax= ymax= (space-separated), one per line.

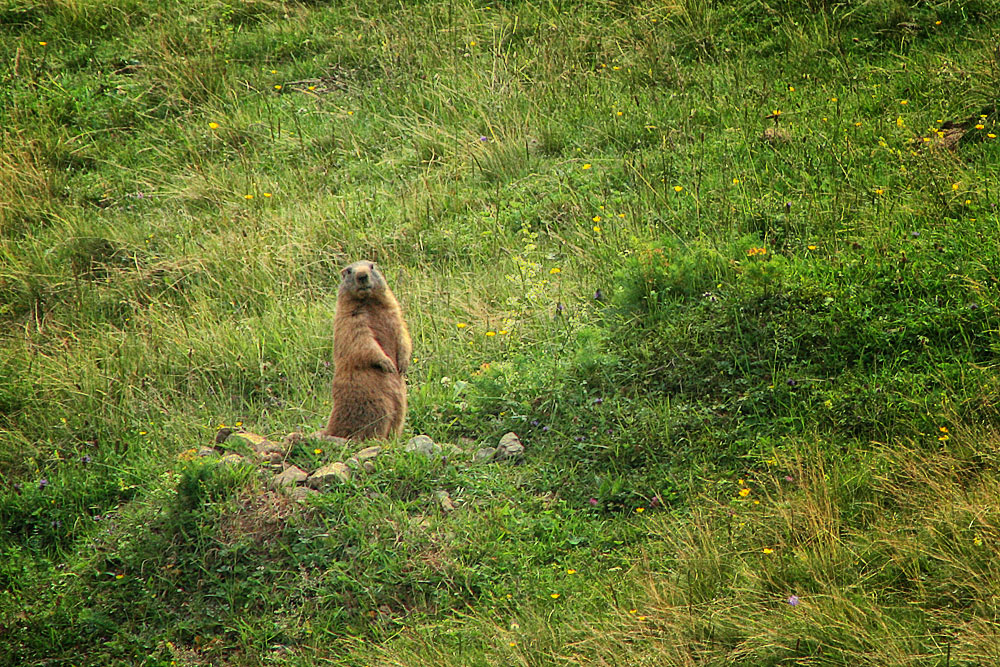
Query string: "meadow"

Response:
xmin=2 ymin=0 xmax=1000 ymax=664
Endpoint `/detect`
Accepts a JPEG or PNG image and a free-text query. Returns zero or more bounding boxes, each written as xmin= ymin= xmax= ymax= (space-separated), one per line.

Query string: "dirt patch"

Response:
xmin=216 ymin=490 xmax=303 ymax=547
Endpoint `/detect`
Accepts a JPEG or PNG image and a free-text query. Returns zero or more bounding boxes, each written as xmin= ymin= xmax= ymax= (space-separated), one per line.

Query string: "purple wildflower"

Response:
xmin=787 ymin=595 xmax=800 ymax=606
xmin=588 ymin=497 xmax=599 ymax=506
xmin=38 ymin=478 xmax=49 ymax=490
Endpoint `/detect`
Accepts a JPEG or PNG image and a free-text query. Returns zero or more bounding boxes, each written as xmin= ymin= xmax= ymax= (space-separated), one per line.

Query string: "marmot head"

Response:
xmin=340 ymin=260 xmax=386 ymax=299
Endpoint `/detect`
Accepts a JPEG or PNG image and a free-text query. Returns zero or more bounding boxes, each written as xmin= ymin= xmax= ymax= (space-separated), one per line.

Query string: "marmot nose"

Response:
xmin=357 ymin=272 xmax=370 ymax=284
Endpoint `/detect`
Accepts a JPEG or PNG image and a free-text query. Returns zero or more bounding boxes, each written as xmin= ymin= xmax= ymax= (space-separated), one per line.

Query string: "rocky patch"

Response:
xmin=205 ymin=429 xmax=527 ymax=504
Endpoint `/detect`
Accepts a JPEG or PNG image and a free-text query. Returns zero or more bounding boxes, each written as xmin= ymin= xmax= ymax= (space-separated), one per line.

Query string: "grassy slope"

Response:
xmin=2 ymin=0 xmax=1000 ymax=664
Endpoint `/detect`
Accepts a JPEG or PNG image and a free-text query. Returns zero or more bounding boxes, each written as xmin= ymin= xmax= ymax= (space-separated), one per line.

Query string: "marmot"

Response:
xmin=321 ymin=260 xmax=412 ymax=440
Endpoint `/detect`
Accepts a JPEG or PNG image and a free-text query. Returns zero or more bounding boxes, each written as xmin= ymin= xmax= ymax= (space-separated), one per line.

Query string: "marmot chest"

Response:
xmin=337 ymin=305 xmax=400 ymax=361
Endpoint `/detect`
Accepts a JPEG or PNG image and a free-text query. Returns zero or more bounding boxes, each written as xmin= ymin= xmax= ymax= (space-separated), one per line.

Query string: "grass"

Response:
xmin=2 ymin=0 xmax=1000 ymax=664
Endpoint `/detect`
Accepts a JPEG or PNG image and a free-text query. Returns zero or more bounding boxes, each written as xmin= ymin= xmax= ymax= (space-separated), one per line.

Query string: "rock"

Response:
xmin=434 ymin=490 xmax=456 ymax=513
xmin=473 ymin=447 xmax=497 ymax=464
xmin=270 ymin=465 xmax=308 ymax=490
xmin=354 ymin=445 xmax=382 ymax=462
xmin=288 ymin=486 xmax=320 ymax=502
xmin=307 ymin=462 xmax=352 ymax=489
xmin=495 ymin=432 xmax=525 ymax=463
xmin=225 ymin=431 xmax=283 ymax=455
xmin=362 ymin=460 xmax=375 ymax=473
xmin=283 ymin=432 xmax=304 ymax=447
xmin=197 ymin=446 xmax=218 ymax=457
xmin=439 ymin=442 xmax=464 ymax=457
xmin=259 ymin=451 xmax=284 ymax=464
xmin=405 ymin=435 xmax=441 ymax=458
xmin=219 ymin=453 xmax=248 ymax=466
xmin=214 ymin=427 xmax=233 ymax=444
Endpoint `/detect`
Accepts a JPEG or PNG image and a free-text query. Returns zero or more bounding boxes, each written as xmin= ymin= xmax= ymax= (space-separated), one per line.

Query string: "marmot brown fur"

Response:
xmin=321 ymin=260 xmax=412 ymax=440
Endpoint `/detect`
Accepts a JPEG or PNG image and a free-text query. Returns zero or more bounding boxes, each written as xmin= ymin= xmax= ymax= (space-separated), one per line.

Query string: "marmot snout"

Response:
xmin=343 ymin=262 xmax=380 ymax=295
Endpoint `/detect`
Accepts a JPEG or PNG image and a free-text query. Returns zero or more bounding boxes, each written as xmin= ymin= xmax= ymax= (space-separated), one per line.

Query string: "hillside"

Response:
xmin=3 ymin=1 xmax=1000 ymax=664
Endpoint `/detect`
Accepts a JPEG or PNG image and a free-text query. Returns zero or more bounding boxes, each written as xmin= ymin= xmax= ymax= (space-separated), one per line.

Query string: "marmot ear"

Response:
xmin=369 ymin=262 xmax=375 ymax=271
xmin=342 ymin=266 xmax=352 ymax=277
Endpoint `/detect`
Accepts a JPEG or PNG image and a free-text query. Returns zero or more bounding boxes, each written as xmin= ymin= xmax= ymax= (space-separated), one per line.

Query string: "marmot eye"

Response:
xmin=344 ymin=267 xmax=353 ymax=275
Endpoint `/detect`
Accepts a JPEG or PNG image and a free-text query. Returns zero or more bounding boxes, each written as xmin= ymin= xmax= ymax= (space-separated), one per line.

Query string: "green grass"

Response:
xmin=3 ymin=0 xmax=1000 ymax=664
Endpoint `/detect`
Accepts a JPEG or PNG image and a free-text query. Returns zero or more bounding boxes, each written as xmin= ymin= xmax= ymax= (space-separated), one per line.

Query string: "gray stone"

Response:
xmin=434 ymin=490 xmax=456 ymax=513
xmin=405 ymin=435 xmax=441 ymax=457
xmin=362 ymin=460 xmax=375 ymax=473
xmin=473 ymin=447 xmax=497 ymax=464
xmin=270 ymin=465 xmax=308 ymax=489
xmin=219 ymin=453 xmax=248 ymax=466
xmin=307 ymin=461 xmax=352 ymax=489
xmin=439 ymin=442 xmax=463 ymax=457
xmin=495 ymin=432 xmax=525 ymax=463
xmin=354 ymin=445 xmax=382 ymax=461
xmin=197 ymin=446 xmax=218 ymax=457
xmin=288 ymin=486 xmax=320 ymax=501
xmin=226 ymin=431 xmax=282 ymax=455
xmin=259 ymin=451 xmax=284 ymax=464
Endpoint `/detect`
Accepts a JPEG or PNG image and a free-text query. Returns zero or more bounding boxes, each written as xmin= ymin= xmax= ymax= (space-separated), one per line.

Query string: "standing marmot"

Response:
xmin=321 ymin=260 xmax=412 ymax=440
